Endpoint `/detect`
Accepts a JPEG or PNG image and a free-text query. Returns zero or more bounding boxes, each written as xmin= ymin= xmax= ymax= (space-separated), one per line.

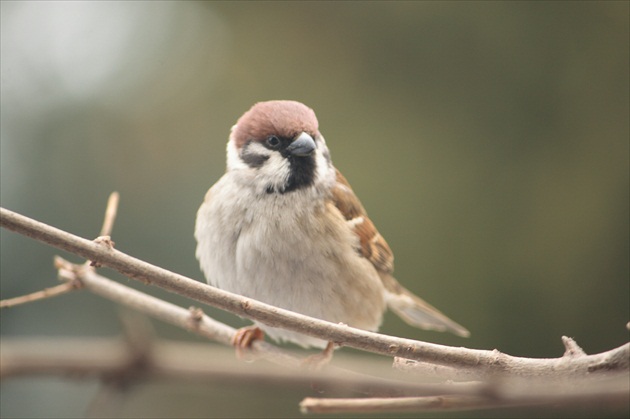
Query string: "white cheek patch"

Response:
xmin=227 ymin=139 xmax=247 ymax=171
xmin=258 ymin=153 xmax=291 ymax=189
xmin=314 ymin=138 xmax=336 ymax=188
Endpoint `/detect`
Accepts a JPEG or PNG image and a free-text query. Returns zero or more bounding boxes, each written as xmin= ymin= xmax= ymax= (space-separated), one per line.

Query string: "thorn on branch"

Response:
xmin=562 ymin=336 xmax=587 ymax=358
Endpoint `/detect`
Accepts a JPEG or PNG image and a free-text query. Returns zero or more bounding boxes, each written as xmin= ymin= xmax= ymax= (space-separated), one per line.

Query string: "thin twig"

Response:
xmin=300 ymin=378 xmax=630 ymax=415
xmin=300 ymin=396 xmax=504 ymax=414
xmin=99 ymin=192 xmax=119 ymax=238
xmin=0 ymin=281 xmax=81 ymax=309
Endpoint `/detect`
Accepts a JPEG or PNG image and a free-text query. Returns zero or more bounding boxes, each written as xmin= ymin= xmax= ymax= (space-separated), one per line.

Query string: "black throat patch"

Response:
xmin=264 ymin=154 xmax=316 ymax=194
xmin=285 ymin=154 xmax=316 ymax=193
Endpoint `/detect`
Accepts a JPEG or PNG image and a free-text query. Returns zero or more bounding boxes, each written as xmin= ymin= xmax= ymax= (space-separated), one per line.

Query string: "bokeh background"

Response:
xmin=1 ymin=2 xmax=628 ymax=418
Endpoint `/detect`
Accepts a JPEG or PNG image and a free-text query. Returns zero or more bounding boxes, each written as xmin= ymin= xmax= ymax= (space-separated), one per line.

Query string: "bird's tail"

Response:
xmin=381 ymin=274 xmax=470 ymax=338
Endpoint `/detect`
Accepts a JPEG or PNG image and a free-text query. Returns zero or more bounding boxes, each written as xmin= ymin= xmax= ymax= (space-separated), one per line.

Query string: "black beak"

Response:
xmin=286 ymin=132 xmax=316 ymax=157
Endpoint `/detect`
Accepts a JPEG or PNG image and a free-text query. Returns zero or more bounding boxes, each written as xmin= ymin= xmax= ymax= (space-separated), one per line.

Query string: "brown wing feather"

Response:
xmin=331 ymin=169 xmax=394 ymax=274
xmin=331 ymin=169 xmax=470 ymax=338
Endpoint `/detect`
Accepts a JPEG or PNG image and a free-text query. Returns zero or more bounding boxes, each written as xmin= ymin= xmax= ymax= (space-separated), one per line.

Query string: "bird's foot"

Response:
xmin=232 ymin=326 xmax=264 ymax=360
xmin=301 ymin=341 xmax=336 ymax=370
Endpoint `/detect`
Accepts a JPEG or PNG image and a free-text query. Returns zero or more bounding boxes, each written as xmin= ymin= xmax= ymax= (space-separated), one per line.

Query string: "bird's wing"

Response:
xmin=330 ymin=168 xmax=470 ymax=337
xmin=330 ymin=169 xmax=394 ymax=274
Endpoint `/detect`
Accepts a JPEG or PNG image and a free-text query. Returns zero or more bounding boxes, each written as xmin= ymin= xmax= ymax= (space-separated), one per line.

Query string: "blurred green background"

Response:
xmin=1 ymin=1 xmax=628 ymax=418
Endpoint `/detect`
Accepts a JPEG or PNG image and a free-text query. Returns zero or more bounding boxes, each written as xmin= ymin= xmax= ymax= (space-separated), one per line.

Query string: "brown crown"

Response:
xmin=232 ymin=101 xmax=320 ymax=148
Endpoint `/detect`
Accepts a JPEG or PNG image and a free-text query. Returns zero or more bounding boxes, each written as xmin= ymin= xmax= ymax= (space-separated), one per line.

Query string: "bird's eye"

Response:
xmin=266 ymin=135 xmax=281 ymax=148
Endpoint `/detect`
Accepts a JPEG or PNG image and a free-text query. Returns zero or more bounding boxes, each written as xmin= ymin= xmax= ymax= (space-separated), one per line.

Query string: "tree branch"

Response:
xmin=392 ymin=335 xmax=629 ymax=381
xmin=1 ymin=206 xmax=628 ymax=382
xmin=2 ymin=198 xmax=629 ymax=416
xmin=49 ymin=256 xmax=493 ymax=398
xmin=0 ymin=337 xmax=489 ymax=399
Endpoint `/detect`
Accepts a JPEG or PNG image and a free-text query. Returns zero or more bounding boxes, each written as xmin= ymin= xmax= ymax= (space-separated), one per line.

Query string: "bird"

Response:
xmin=195 ymin=100 xmax=469 ymax=352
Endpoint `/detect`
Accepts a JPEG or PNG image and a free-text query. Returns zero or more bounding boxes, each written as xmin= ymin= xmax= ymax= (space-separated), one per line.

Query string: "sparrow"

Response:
xmin=195 ymin=100 xmax=469 ymax=350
